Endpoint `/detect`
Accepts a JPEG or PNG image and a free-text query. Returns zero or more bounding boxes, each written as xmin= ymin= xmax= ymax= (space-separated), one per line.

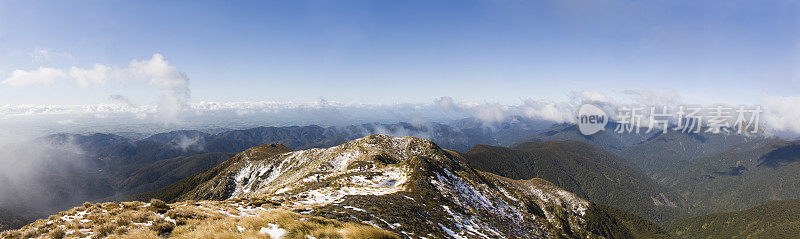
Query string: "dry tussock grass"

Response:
xmin=1 ymin=200 xmax=397 ymax=239
xmin=108 ymin=228 xmax=160 ymax=239
xmin=168 ymin=209 xmax=397 ymax=239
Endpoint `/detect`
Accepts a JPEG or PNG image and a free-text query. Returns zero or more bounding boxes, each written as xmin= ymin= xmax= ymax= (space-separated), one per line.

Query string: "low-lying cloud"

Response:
xmin=434 ymin=91 xmax=610 ymax=126
xmin=0 ymin=133 xmax=103 ymax=217
xmin=435 ymin=97 xmax=510 ymax=124
xmin=2 ymin=84 xmax=800 ymax=139
xmin=761 ymin=96 xmax=800 ymax=137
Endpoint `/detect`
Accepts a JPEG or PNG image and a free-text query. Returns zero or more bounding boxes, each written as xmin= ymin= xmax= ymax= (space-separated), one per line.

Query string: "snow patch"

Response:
xmin=259 ymin=223 xmax=287 ymax=239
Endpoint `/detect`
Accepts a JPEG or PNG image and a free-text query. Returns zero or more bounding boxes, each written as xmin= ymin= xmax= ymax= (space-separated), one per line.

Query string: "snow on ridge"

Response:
xmin=518 ymin=183 xmax=589 ymax=217
xmin=430 ymin=167 xmax=533 ymax=238
xmin=228 ymin=135 xmax=424 ymax=201
xmin=294 ymin=166 xmax=410 ymax=207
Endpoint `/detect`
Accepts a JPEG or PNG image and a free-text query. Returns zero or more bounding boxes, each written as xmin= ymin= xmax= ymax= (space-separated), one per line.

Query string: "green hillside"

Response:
xmin=666 ymin=199 xmax=800 ymax=238
xmin=618 ymin=131 xmax=752 ymax=182
xmin=659 ymin=139 xmax=800 ymax=215
xmin=130 ymin=144 xmax=291 ymax=202
xmin=108 ymin=152 xmax=235 ymax=198
xmin=526 ymin=123 xmax=655 ymax=152
xmin=461 ymin=140 xmax=688 ymax=222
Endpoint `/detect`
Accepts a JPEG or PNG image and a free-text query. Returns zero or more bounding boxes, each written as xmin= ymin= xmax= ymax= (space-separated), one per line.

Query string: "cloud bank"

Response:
xmin=3 ymin=52 xmax=800 ymax=140
xmin=1 ymin=90 xmax=800 ymax=139
xmin=2 ymin=67 xmax=68 ymax=87
xmin=2 ymin=54 xmax=190 ymax=124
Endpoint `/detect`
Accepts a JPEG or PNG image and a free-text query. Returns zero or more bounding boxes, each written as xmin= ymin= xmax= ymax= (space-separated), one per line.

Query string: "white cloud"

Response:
xmin=521 ymin=100 xmax=574 ymax=123
xmin=128 ymin=54 xmax=190 ymax=124
xmin=1 ymin=67 xmax=67 ymax=86
xmin=4 ymin=54 xmax=190 ymax=124
xmin=435 ymin=97 xmax=510 ymax=124
xmin=434 ymin=91 xmax=618 ymax=125
xmin=69 ymin=64 xmax=114 ymax=89
xmin=762 ymin=96 xmax=800 ymax=136
xmin=436 ymin=96 xmax=581 ymax=125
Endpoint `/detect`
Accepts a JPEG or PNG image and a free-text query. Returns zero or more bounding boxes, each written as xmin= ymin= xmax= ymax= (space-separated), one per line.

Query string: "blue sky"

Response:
xmin=1 ymin=0 xmax=799 ymax=106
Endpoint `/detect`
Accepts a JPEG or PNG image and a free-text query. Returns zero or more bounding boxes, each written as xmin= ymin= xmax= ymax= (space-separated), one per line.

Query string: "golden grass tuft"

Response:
xmin=116 ymin=213 xmax=133 ymax=227
xmin=50 ymin=227 xmax=66 ymax=239
xmin=94 ymin=222 xmax=117 ymax=237
xmin=151 ymin=219 xmax=175 ymax=234
xmin=121 ymin=201 xmax=143 ymax=209
xmin=127 ymin=210 xmax=156 ymax=223
xmin=340 ymin=223 xmax=399 ymax=239
xmin=150 ymin=199 xmax=170 ymax=213
xmin=108 ymin=228 xmax=160 ymax=239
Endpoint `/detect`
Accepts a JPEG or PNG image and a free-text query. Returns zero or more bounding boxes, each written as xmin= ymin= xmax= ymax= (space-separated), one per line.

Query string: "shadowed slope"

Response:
xmin=462 ymin=140 xmax=689 ymax=222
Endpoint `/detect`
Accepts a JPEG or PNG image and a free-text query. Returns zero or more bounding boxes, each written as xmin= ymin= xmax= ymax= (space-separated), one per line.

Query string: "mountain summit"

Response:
xmin=148 ymin=135 xmax=666 ymax=238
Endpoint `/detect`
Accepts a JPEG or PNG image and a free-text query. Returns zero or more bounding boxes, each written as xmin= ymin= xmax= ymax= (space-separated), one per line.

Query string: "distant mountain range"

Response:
xmin=525 ymin=122 xmax=658 ymax=153
xmin=4 ymin=116 xmax=800 ymax=237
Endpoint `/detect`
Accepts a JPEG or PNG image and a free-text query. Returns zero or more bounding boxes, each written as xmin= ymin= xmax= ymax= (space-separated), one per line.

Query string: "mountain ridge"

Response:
xmin=128 ymin=134 xmax=668 ymax=238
